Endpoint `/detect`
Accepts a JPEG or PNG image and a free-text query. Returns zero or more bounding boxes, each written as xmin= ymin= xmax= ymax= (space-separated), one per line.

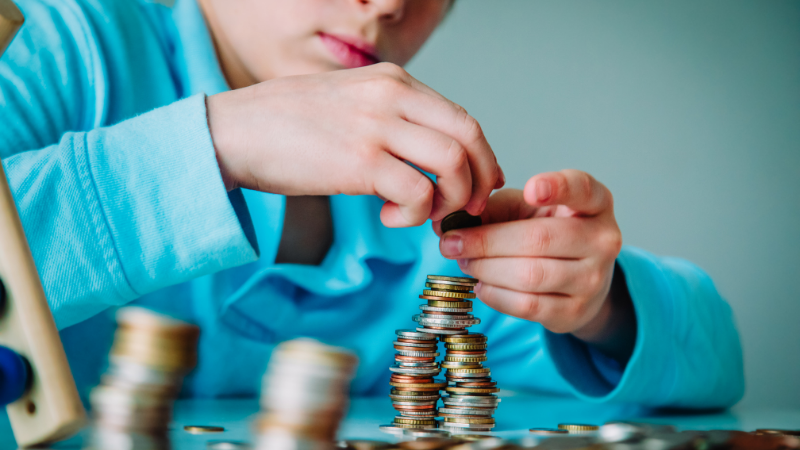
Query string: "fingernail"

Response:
xmin=475 ymin=281 xmax=483 ymax=292
xmin=441 ymin=234 xmax=464 ymax=257
xmin=458 ymin=258 xmax=469 ymax=269
xmin=536 ymin=179 xmax=552 ymax=202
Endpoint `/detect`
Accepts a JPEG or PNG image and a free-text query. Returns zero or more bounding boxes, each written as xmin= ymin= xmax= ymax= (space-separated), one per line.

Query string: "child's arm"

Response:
xmin=438 ymin=170 xmax=744 ymax=408
xmin=0 ymin=1 xmax=259 ymax=329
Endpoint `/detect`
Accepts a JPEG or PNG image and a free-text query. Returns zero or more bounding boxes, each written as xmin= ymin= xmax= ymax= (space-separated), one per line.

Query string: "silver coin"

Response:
xmin=425 ymin=278 xmax=477 ymax=287
xmin=394 ymin=361 xmax=439 ymax=368
xmin=391 ymin=400 xmax=439 ymax=406
xmin=438 ymin=408 xmax=495 ymax=416
xmin=414 ymin=313 xmax=475 ymax=321
xmin=416 ymin=318 xmax=481 ymax=327
xmin=389 ymin=396 xmax=441 ymax=402
xmin=397 ymin=411 xmax=438 ymax=417
xmin=444 ymin=371 xmax=491 ymax=378
xmin=416 ymin=327 xmax=466 ymax=335
xmin=440 ymin=422 xmax=495 ymax=429
xmin=419 ymin=305 xmax=473 ymax=313
xmin=446 ymin=377 xmax=492 ymax=383
xmin=442 ymin=361 xmax=485 ymax=368
xmin=394 ymin=350 xmax=440 ymax=357
xmin=443 ymin=397 xmax=500 ymax=405
xmin=403 ymin=429 xmax=452 ymax=439
xmin=395 ymin=329 xmax=437 ymax=340
xmin=392 ymin=341 xmax=437 ymax=349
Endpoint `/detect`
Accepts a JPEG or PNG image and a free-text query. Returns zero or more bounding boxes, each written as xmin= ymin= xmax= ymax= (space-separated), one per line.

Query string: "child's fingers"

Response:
xmin=391 ymin=75 xmax=499 ymax=217
xmin=439 ymin=217 xmax=594 ymax=259
xmin=523 ymin=169 xmax=613 ymax=216
xmin=473 ymin=283 xmax=580 ymax=333
xmin=373 ymin=153 xmax=435 ymax=227
xmin=459 ymin=257 xmax=586 ymax=295
xmin=385 ymin=121 xmax=473 ymax=222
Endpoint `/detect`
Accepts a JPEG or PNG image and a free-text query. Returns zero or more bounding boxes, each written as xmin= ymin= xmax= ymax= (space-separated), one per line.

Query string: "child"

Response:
xmin=0 ymin=0 xmax=743 ymax=407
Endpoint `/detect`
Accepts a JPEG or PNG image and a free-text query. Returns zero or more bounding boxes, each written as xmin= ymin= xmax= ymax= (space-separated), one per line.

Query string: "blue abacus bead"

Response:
xmin=0 ymin=345 xmax=29 ymax=406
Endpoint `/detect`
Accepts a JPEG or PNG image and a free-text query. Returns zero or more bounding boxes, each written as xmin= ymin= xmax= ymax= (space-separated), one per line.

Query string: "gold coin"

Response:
xmin=427 ymin=275 xmax=479 ymax=284
xmin=442 ymin=335 xmax=487 ymax=344
xmin=394 ymin=417 xmax=437 ymax=425
xmin=389 ymin=382 xmax=447 ymax=389
xmin=558 ymin=423 xmax=599 ymax=432
xmin=445 ymin=343 xmax=487 ymax=351
xmin=425 ymin=283 xmax=473 ymax=292
xmin=184 ymin=425 xmax=225 ymax=434
xmin=445 ymin=368 xmax=490 ymax=374
xmin=444 ymin=417 xmax=495 ymax=424
xmin=427 ymin=300 xmax=473 ymax=308
xmin=445 ymin=387 xmax=500 ymax=394
xmin=423 ymin=290 xmax=476 ymax=299
xmin=445 ymin=356 xmax=487 ymax=363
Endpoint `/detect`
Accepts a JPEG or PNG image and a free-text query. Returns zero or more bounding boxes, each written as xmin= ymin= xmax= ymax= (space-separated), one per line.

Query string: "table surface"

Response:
xmin=3 ymin=392 xmax=800 ymax=449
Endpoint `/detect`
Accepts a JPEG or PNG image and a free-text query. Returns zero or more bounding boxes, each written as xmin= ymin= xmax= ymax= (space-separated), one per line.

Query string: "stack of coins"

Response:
xmin=387 ymin=329 xmax=445 ymax=431
xmin=412 ymin=275 xmax=480 ymax=336
xmin=440 ymin=333 xmax=500 ymax=432
xmin=89 ymin=307 xmax=199 ymax=443
xmin=255 ymin=338 xmax=358 ymax=450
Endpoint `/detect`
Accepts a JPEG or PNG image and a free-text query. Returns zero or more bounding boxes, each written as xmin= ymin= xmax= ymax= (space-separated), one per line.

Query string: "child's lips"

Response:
xmin=318 ymin=32 xmax=380 ymax=69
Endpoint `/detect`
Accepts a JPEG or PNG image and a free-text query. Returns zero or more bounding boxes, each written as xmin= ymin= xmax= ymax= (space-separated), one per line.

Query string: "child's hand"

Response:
xmin=435 ymin=170 xmax=632 ymax=355
xmin=206 ymin=62 xmax=503 ymax=228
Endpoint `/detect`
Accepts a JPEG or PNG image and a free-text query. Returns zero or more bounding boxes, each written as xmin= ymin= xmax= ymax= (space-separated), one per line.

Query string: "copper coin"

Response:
xmin=398 ymin=338 xmax=436 ymax=344
xmin=445 ymin=350 xmax=486 ymax=355
xmin=393 ymin=405 xmax=437 ymax=411
xmin=394 ymin=345 xmax=435 ymax=352
xmin=457 ymin=382 xmax=497 ymax=387
xmin=395 ymin=356 xmax=437 ymax=362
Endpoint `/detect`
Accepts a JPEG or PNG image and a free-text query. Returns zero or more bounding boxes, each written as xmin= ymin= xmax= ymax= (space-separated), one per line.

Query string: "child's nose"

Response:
xmin=356 ymin=0 xmax=406 ymax=23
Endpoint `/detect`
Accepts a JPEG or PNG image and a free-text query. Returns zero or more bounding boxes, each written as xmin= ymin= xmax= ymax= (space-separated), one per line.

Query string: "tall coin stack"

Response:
xmin=387 ymin=329 xmax=445 ymax=430
xmin=440 ymin=332 xmax=500 ymax=432
xmin=89 ymin=307 xmax=199 ymax=444
xmin=255 ymin=338 xmax=358 ymax=450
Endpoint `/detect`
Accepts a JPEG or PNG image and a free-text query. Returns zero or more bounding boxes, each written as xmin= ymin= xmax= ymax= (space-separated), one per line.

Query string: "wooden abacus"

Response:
xmin=0 ymin=0 xmax=87 ymax=446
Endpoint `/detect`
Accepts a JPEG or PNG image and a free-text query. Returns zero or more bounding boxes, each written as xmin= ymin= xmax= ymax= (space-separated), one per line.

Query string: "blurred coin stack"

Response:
xmin=387 ymin=329 xmax=445 ymax=430
xmin=440 ymin=333 xmax=499 ymax=432
xmin=255 ymin=338 xmax=358 ymax=450
xmin=89 ymin=307 xmax=199 ymax=442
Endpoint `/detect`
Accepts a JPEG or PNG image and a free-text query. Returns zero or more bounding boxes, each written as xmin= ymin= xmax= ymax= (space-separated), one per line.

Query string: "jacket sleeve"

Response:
xmin=543 ymin=245 xmax=745 ymax=409
xmin=0 ymin=1 xmax=258 ymax=330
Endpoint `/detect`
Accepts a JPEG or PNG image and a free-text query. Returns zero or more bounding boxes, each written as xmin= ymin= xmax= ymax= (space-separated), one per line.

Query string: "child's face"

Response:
xmin=199 ymin=0 xmax=452 ymax=86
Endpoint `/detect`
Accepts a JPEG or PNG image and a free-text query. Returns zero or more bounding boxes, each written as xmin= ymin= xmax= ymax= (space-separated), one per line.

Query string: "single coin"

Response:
xmin=184 ymin=425 xmax=225 ymax=434
xmin=558 ymin=423 xmax=600 ymax=432
xmin=394 ymin=417 xmax=437 ymax=425
xmin=445 ymin=371 xmax=491 ymax=379
xmin=207 ymin=441 xmax=252 ymax=450
xmin=416 ymin=319 xmax=481 ymax=328
xmin=390 ymin=395 xmax=441 ymax=402
xmin=397 ymin=410 xmax=439 ymax=417
xmin=529 ymin=428 xmax=568 ymax=435
xmin=427 ymin=300 xmax=473 ymax=308
xmin=395 ymin=350 xmax=440 ymax=357
xmin=420 ymin=306 xmax=473 ymax=313
xmin=416 ymin=327 xmax=467 ymax=335
xmin=438 ymin=408 xmax=494 ymax=417
xmin=428 ymin=275 xmax=478 ymax=284
xmin=396 ymin=329 xmax=438 ymax=340
xmin=445 ymin=343 xmax=487 ymax=351
xmin=421 ymin=295 xmax=468 ymax=302
xmin=441 ymin=211 xmax=482 ymax=234
xmin=425 ymin=282 xmax=473 ymax=292
xmin=445 ymin=355 xmax=487 ymax=362
xmin=391 ymin=389 xmax=440 ymax=396
xmin=446 ymin=367 xmax=490 ymax=373
xmin=423 ymin=290 xmax=476 ymax=299
xmin=393 ymin=341 xmax=438 ymax=349
xmin=416 ymin=313 xmax=475 ymax=321
xmin=456 ymin=382 xmax=497 ymax=387
xmin=444 ymin=417 xmax=495 ymax=424
xmin=446 ymin=387 xmax=500 ymax=394
xmin=441 ymin=363 xmax=483 ymax=370
xmin=442 ymin=396 xmax=500 ymax=405
xmin=442 ymin=334 xmax=487 ymax=344
xmin=389 ymin=382 xmax=447 ymax=389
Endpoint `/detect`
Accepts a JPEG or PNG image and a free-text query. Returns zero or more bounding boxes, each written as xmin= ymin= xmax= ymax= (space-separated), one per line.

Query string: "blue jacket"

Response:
xmin=0 ymin=0 xmax=744 ymax=408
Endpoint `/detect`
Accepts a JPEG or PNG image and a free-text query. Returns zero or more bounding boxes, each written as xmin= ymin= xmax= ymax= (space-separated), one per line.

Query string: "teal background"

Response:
xmin=407 ymin=0 xmax=800 ymax=408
